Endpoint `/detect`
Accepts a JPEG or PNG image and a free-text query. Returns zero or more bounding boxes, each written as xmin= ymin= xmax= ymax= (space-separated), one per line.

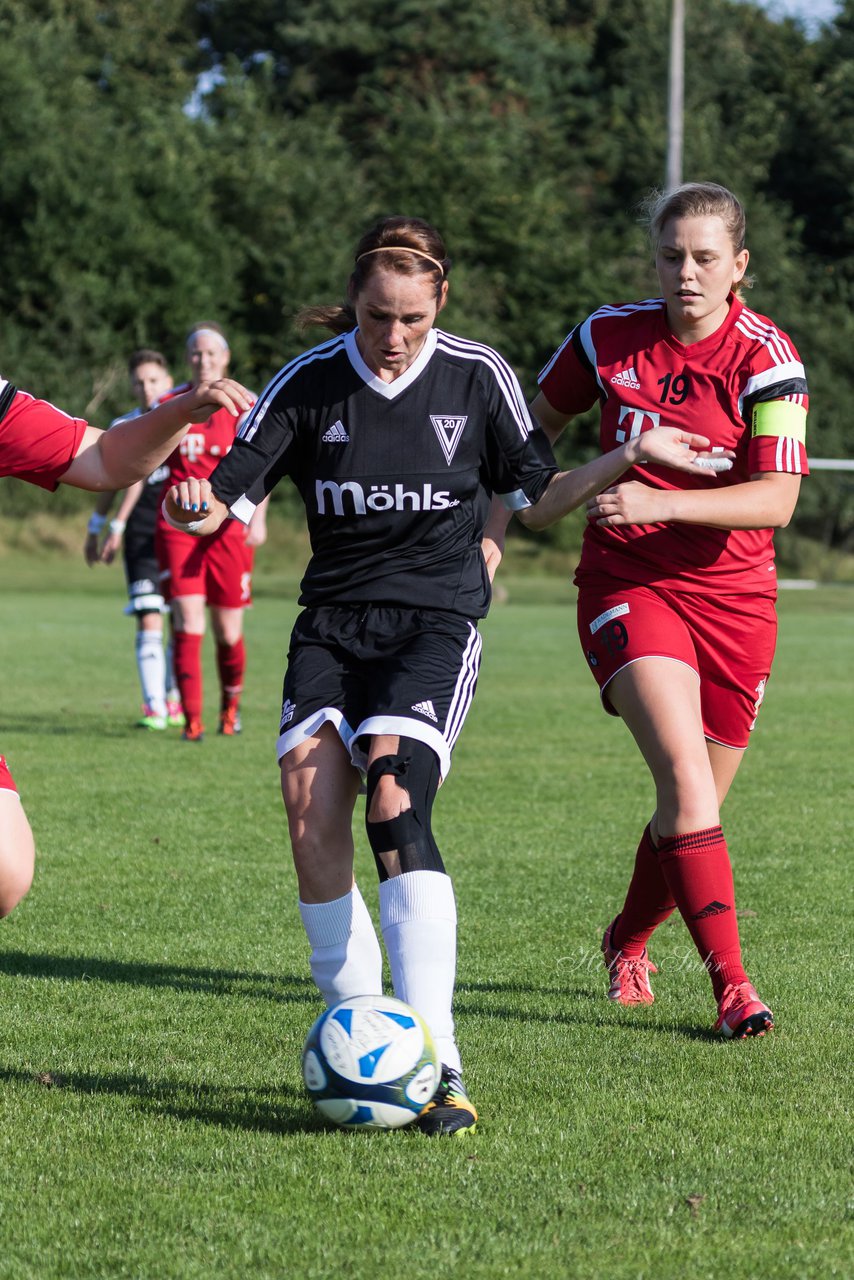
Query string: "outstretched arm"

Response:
xmin=517 ymin=426 xmax=731 ymax=531
xmin=60 ymin=380 xmax=254 ymax=492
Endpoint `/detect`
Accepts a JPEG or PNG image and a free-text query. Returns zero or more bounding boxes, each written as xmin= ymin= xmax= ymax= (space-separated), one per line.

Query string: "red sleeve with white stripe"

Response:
xmin=735 ymin=308 xmax=809 ymax=476
xmin=0 ymin=386 xmax=88 ymax=489
xmin=749 ymin=429 xmax=809 ymax=475
xmin=537 ymin=328 xmax=601 ymax=418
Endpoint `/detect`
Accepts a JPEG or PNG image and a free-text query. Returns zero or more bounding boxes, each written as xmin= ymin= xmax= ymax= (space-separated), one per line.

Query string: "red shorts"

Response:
xmin=0 ymin=755 xmax=18 ymax=793
xmin=156 ymin=520 xmax=254 ymax=608
xmin=576 ymin=579 xmax=777 ymax=749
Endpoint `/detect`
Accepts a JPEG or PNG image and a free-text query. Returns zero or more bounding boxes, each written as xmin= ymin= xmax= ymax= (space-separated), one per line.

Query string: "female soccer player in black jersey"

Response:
xmin=163 ymin=215 xmax=727 ymax=1135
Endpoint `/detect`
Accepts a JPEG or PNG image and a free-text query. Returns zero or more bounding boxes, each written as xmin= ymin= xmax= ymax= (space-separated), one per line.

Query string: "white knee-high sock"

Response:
xmin=135 ymin=630 xmax=167 ymax=716
xmin=299 ymin=884 xmax=383 ymax=1006
xmin=379 ymin=870 xmax=461 ymax=1073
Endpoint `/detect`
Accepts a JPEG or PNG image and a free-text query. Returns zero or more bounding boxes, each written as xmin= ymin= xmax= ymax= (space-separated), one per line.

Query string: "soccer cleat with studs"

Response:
xmin=602 ymin=916 xmax=657 ymax=1004
xmin=217 ymin=705 xmax=242 ymax=736
xmin=181 ymin=718 xmax=205 ymax=743
xmin=416 ymin=1065 xmax=477 ymax=1137
xmin=136 ymin=704 xmax=167 ymax=731
xmin=714 ymin=981 xmax=774 ymax=1039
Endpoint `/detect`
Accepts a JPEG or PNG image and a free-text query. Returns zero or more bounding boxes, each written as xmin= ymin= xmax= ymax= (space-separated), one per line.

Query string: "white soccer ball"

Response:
xmin=302 ymin=994 xmax=440 ymax=1129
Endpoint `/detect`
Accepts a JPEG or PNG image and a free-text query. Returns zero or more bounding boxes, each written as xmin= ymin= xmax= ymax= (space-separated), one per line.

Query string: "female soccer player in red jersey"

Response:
xmin=163 ymin=215 xmax=728 ymax=1135
xmin=155 ymin=323 xmax=268 ymax=742
xmin=533 ymin=182 xmax=808 ymax=1038
xmin=0 ymin=372 xmax=253 ymax=918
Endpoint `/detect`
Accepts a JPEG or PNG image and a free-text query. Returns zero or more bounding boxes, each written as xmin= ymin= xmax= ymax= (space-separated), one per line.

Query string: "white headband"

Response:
xmin=187 ymin=327 xmax=230 ymax=353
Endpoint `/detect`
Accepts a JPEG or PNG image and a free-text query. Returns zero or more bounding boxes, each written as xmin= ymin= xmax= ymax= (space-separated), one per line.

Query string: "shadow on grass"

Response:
xmin=0 ymin=953 xmax=721 ymax=1042
xmin=0 ymin=1064 xmax=321 ymax=1135
xmin=0 ymin=950 xmax=316 ymax=1004
xmin=2 ymin=710 xmax=160 ymax=739
xmin=455 ymin=979 xmax=721 ymax=1042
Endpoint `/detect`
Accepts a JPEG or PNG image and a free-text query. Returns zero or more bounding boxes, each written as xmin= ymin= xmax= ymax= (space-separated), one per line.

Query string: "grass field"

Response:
xmin=0 ymin=555 xmax=851 ymax=1280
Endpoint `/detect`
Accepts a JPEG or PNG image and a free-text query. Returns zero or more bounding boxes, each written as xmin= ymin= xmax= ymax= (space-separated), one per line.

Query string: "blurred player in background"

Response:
xmin=162 ymin=215 xmax=727 ymax=1135
xmin=154 ymin=322 xmax=267 ymax=742
xmin=84 ymin=349 xmax=184 ymax=730
xmin=528 ymin=182 xmax=808 ymax=1038
xmin=0 ymin=371 xmax=253 ymax=919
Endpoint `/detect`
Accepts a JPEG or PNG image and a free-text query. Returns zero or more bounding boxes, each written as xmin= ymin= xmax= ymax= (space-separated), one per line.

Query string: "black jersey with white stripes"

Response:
xmin=209 ymin=328 xmax=557 ymax=617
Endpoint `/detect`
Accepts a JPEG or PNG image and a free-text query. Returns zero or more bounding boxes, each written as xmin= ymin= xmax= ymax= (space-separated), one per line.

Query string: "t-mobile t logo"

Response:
xmin=616 ymin=406 xmax=660 ymax=443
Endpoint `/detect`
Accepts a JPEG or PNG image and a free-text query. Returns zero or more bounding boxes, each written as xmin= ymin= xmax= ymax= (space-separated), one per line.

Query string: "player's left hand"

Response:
xmin=164 ymin=477 xmax=214 ymax=524
xmin=627 ymin=426 xmax=735 ymax=475
xmin=100 ymin=531 xmax=122 ymax=563
xmin=586 ymin=480 xmax=675 ymax=527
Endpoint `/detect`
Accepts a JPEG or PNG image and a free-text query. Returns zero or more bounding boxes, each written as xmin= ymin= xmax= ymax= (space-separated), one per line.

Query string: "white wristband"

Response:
xmin=109 ymin=518 xmax=127 ymax=535
xmin=87 ymin=512 xmax=106 ymax=535
xmin=160 ymin=497 xmax=209 ymax=534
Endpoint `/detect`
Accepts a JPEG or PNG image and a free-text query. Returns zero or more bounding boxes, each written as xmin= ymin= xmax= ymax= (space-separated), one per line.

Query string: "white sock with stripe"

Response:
xmin=135 ymin=630 xmax=167 ymax=716
xmin=379 ymin=870 xmax=461 ymax=1073
xmin=299 ymin=884 xmax=383 ymax=1006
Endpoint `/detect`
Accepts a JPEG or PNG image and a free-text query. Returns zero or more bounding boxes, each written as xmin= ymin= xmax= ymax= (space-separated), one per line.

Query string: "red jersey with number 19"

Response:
xmin=538 ymin=294 xmax=809 ymax=594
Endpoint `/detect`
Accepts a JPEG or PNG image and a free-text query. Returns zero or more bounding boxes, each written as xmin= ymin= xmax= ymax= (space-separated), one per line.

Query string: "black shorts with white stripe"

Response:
xmin=277 ymin=604 xmax=483 ymax=778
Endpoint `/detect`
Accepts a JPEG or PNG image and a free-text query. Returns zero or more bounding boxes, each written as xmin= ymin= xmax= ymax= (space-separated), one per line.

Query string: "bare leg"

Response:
xmin=608 ymin=658 xmax=719 ymax=837
xmin=281 ymin=722 xmax=362 ymax=902
xmin=0 ymin=791 xmax=35 ymax=917
xmin=282 ymin=722 xmax=382 ymax=1003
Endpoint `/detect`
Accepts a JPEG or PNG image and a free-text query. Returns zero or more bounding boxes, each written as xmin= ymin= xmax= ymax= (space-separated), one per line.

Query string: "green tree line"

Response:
xmin=1 ymin=0 xmax=852 ymax=562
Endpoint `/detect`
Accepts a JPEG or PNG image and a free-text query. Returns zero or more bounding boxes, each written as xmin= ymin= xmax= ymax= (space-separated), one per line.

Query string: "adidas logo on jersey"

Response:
xmin=281 ymin=698 xmax=296 ymax=726
xmin=611 ymin=366 xmax=641 ymax=390
xmin=411 ymin=700 xmax=438 ymax=722
xmin=322 ymin=420 xmax=350 ymax=443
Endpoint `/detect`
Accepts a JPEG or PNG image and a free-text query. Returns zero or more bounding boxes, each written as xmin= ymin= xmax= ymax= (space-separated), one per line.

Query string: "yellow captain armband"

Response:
xmin=751 ymin=400 xmax=807 ymax=443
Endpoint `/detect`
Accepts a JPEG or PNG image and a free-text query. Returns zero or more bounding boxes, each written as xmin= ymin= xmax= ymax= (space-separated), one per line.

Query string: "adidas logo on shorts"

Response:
xmin=411 ymin=700 xmax=438 ymax=722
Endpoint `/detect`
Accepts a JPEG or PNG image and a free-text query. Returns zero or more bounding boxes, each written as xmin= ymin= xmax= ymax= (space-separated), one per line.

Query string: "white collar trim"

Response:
xmin=344 ymin=328 xmax=438 ymax=399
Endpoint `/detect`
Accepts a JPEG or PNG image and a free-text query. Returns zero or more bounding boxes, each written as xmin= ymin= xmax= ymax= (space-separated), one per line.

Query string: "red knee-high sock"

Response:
xmin=611 ymin=824 xmax=677 ymax=956
xmin=216 ymin=637 xmax=245 ymax=710
xmin=173 ymin=632 xmax=204 ymax=722
xmin=656 ymin=825 xmax=748 ymax=1000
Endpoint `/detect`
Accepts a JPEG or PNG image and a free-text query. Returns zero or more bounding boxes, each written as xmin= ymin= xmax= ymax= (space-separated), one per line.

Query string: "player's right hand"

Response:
xmin=181 ymin=379 xmax=255 ymax=421
xmin=83 ymin=533 xmax=100 ymax=566
xmin=480 ymin=534 xmax=504 ymax=583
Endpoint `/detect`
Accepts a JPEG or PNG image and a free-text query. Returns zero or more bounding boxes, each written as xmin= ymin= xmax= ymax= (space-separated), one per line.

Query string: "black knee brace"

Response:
xmin=365 ymin=738 xmax=445 ymax=881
